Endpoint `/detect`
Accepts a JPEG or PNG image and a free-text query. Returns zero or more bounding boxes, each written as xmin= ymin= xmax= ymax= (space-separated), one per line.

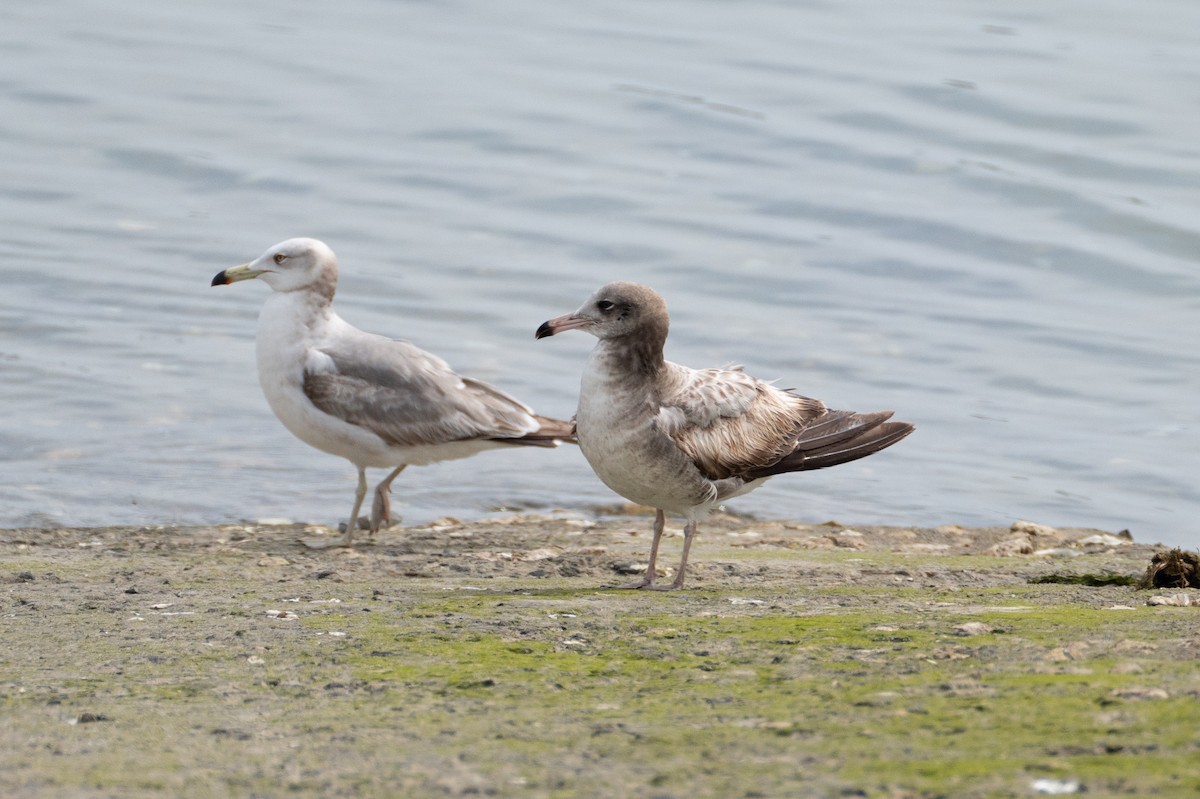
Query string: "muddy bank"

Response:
xmin=1 ymin=515 xmax=1196 ymax=798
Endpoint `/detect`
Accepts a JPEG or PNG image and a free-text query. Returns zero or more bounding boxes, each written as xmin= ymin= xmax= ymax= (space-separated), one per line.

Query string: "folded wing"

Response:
xmin=655 ymin=363 xmax=912 ymax=481
xmin=303 ymin=334 xmax=560 ymax=448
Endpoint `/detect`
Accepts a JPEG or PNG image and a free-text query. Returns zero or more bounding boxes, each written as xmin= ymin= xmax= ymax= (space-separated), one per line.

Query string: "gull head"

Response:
xmin=211 ymin=238 xmax=339 ymax=296
xmin=536 ymin=281 xmax=668 ymax=341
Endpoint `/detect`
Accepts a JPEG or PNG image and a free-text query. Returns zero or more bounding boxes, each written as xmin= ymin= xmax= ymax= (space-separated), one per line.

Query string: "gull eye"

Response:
xmin=597 ymin=299 xmax=615 ymax=313
xmin=273 ymin=253 xmax=288 ymax=265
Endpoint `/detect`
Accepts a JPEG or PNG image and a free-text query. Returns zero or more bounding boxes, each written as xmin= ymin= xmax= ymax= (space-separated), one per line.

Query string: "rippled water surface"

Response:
xmin=2 ymin=1 xmax=1197 ymax=546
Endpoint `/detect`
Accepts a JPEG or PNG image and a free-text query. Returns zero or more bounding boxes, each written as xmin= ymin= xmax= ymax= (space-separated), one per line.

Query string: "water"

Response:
xmin=1 ymin=1 xmax=1197 ymax=547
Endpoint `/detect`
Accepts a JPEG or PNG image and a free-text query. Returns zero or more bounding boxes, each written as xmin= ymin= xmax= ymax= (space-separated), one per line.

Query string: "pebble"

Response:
xmin=518 ymin=548 xmax=559 ymax=562
xmin=68 ymin=712 xmax=109 ymax=725
xmin=613 ymin=562 xmax=649 ymax=575
xmin=828 ymin=532 xmax=867 ymax=549
xmin=1147 ymin=593 xmax=1195 ymax=607
xmin=988 ymin=536 xmax=1034 ymax=556
xmin=1011 ymin=520 xmax=1059 ymax=537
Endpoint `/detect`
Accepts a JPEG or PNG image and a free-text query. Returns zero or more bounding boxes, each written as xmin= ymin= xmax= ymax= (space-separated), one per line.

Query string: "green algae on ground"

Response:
xmin=1030 ymin=573 xmax=1139 ymax=587
xmin=293 ymin=586 xmax=1200 ymax=798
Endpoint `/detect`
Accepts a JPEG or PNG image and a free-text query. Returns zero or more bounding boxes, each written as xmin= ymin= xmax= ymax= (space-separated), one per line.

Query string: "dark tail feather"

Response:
xmin=495 ymin=415 xmax=577 ymax=448
xmin=746 ymin=413 xmax=913 ymax=479
xmin=789 ymin=409 xmax=894 ymax=452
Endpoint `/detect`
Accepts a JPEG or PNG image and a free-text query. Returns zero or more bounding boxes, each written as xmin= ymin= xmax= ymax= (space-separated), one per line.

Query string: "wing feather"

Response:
xmin=655 ymin=363 xmax=826 ymax=480
xmin=302 ymin=334 xmax=540 ymax=448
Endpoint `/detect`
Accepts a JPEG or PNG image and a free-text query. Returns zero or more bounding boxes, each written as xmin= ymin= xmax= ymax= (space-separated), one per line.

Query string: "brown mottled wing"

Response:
xmin=741 ymin=413 xmax=912 ymax=479
xmin=302 ymin=333 xmax=543 ymax=448
xmin=653 ymin=363 xmax=827 ymax=480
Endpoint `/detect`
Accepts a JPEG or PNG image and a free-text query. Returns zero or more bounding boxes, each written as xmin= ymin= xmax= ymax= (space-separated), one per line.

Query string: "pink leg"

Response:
xmin=304 ymin=467 xmax=367 ymax=549
xmin=620 ymin=509 xmax=665 ymax=590
xmin=369 ymin=465 xmax=407 ymax=536
xmin=654 ymin=518 xmax=697 ymax=591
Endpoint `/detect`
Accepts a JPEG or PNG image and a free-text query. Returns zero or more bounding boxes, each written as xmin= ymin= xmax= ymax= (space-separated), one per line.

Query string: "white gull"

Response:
xmin=536 ymin=281 xmax=913 ymax=589
xmin=212 ymin=237 xmax=573 ymax=546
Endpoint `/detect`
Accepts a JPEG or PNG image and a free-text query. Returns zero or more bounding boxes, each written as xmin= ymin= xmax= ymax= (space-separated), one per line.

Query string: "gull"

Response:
xmin=536 ymin=281 xmax=913 ymax=590
xmin=212 ymin=237 xmax=573 ymax=547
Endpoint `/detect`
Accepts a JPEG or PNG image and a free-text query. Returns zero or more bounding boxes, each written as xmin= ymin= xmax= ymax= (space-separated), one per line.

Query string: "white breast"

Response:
xmin=254 ymin=295 xmax=392 ymax=466
xmin=576 ymin=348 xmax=717 ymax=515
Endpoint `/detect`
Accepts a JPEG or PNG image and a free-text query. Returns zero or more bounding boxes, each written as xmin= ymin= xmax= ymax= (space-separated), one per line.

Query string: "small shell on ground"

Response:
xmin=1031 ymin=778 xmax=1082 ymax=795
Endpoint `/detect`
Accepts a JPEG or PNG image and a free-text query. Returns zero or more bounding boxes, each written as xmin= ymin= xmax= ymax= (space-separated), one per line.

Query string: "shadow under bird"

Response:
xmin=536 ymin=281 xmax=913 ymax=590
xmin=212 ymin=238 xmax=574 ymax=547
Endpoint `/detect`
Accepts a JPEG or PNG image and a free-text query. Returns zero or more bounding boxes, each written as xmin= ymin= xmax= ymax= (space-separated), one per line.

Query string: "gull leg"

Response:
xmin=654 ymin=518 xmax=697 ymax=591
xmin=620 ymin=509 xmax=665 ymax=590
xmin=369 ymin=465 xmax=407 ymax=537
xmin=342 ymin=467 xmax=369 ymax=546
xmin=303 ymin=468 xmax=367 ymax=549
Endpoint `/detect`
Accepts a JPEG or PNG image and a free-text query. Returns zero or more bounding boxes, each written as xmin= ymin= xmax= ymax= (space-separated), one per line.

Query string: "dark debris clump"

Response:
xmin=1137 ymin=548 xmax=1200 ymax=590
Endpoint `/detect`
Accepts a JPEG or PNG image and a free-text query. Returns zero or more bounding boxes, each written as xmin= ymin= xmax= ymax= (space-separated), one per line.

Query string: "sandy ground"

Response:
xmin=1 ymin=512 xmax=1197 ymax=798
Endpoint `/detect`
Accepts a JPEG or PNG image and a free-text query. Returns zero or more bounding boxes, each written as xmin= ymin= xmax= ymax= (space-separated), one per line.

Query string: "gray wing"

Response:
xmin=653 ymin=363 xmax=826 ymax=480
xmin=302 ymin=333 xmax=540 ymax=448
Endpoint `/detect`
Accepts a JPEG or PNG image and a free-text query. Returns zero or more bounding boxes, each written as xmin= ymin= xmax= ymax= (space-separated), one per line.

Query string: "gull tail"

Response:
xmin=497 ymin=415 xmax=578 ymax=448
xmin=745 ymin=410 xmax=913 ymax=479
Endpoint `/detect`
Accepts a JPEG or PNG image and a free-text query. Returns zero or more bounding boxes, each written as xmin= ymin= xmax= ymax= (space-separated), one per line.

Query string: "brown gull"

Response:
xmin=212 ymin=238 xmax=573 ymax=547
xmin=536 ymin=281 xmax=913 ymax=589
